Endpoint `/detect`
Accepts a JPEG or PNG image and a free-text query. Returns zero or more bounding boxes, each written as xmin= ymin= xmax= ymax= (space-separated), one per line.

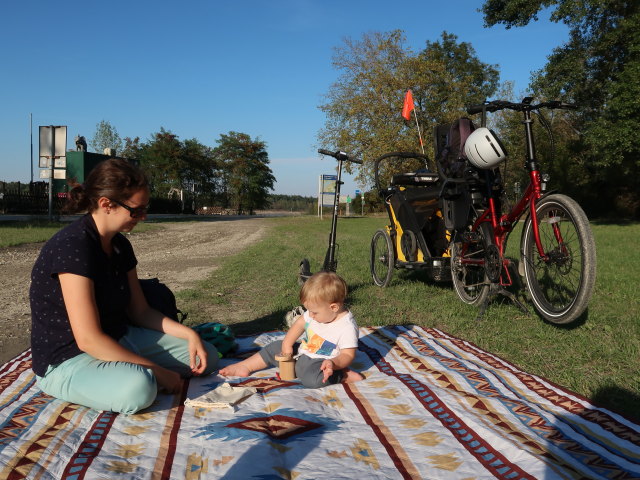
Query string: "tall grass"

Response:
xmin=178 ymin=216 xmax=640 ymax=421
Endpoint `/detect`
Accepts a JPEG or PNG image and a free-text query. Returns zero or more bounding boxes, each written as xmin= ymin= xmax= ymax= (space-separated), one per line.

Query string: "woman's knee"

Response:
xmin=110 ymin=367 xmax=157 ymax=414
xmin=39 ymin=361 xmax=158 ymax=414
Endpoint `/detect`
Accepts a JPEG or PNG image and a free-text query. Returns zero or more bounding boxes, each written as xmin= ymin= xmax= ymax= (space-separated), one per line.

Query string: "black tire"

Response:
xmin=521 ymin=194 xmax=596 ymax=324
xmin=450 ymin=222 xmax=492 ymax=305
xmin=298 ymin=259 xmax=311 ymax=285
xmin=370 ymin=229 xmax=395 ymax=287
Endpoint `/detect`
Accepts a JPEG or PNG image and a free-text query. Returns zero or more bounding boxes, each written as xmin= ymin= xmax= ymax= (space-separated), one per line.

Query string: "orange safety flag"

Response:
xmin=402 ymin=89 xmax=414 ymax=120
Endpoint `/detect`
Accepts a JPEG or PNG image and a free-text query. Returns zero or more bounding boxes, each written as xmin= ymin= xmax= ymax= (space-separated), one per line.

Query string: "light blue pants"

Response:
xmin=36 ymin=326 xmax=218 ymax=414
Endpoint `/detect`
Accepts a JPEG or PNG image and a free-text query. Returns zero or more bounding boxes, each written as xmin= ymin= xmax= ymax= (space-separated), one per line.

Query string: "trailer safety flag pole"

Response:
xmin=402 ymin=89 xmax=425 ymax=154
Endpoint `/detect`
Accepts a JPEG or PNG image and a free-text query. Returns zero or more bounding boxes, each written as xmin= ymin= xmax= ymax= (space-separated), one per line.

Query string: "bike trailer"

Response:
xmin=370 ymin=152 xmax=451 ymax=286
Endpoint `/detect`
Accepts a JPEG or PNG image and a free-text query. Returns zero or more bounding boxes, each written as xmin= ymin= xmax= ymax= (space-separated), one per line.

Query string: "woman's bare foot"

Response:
xmin=219 ymin=362 xmax=252 ymax=377
xmin=342 ymin=369 xmax=365 ymax=383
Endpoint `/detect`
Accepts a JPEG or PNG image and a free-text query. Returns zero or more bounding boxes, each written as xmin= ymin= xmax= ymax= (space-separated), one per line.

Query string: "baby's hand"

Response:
xmin=275 ymin=350 xmax=293 ymax=361
xmin=320 ymin=359 xmax=334 ymax=383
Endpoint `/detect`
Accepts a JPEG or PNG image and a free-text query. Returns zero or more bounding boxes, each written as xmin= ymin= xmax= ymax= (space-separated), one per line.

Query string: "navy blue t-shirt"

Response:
xmin=29 ymin=214 xmax=138 ymax=376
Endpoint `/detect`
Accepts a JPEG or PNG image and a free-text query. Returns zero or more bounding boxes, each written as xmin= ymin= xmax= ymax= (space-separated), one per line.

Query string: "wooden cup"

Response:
xmin=274 ymin=353 xmax=296 ymax=380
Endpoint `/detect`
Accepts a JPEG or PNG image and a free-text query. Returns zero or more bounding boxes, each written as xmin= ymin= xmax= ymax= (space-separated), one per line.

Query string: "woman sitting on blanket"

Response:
xmin=29 ymin=158 xmax=218 ymax=414
xmin=220 ymin=271 xmax=364 ymax=387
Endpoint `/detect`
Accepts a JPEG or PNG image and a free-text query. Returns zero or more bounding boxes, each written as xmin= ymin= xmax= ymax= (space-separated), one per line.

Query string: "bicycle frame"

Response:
xmin=463 ymin=105 xmax=560 ymax=287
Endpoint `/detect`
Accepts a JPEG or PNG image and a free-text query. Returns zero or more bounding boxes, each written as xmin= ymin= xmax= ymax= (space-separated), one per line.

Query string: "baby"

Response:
xmin=219 ymin=272 xmax=364 ymax=387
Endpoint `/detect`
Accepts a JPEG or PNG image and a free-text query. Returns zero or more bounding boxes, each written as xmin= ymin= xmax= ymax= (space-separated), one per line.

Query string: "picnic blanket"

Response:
xmin=1 ymin=325 xmax=639 ymax=479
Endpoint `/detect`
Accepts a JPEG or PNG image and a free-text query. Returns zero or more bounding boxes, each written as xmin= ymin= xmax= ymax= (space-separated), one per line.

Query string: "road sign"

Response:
xmin=40 ymin=169 xmax=66 ymax=179
xmin=39 ymin=126 xmax=67 ymax=158
xmin=39 ymin=125 xmax=68 ymax=220
xmin=322 ymin=175 xmax=337 ymax=193
xmin=319 ymin=174 xmax=339 ymax=213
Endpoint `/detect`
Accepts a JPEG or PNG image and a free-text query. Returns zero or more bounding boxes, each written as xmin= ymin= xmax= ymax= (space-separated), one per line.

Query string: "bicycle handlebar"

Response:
xmin=318 ymin=149 xmax=362 ymax=164
xmin=466 ymin=99 xmax=577 ymax=115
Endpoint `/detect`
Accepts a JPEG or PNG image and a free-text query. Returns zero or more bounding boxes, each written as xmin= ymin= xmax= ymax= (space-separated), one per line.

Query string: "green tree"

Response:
xmin=268 ymin=194 xmax=316 ymax=212
xmin=213 ymin=132 xmax=275 ymax=215
xmin=482 ymin=0 xmax=640 ymax=217
xmin=182 ymin=138 xmax=221 ymax=207
xmin=89 ymin=120 xmax=123 ymax=155
xmin=136 ymin=130 xmax=221 ymax=212
xmin=120 ymin=136 xmax=142 ymax=161
xmin=138 ymin=128 xmax=184 ymax=197
xmin=318 ymin=30 xmax=499 ymax=188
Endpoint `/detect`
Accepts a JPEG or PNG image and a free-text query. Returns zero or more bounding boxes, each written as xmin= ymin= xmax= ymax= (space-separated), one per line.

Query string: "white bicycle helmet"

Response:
xmin=464 ymin=127 xmax=507 ymax=169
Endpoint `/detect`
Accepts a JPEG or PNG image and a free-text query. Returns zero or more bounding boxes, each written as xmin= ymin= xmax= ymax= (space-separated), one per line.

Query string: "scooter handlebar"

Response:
xmin=318 ymin=149 xmax=362 ymax=164
xmin=318 ymin=148 xmax=335 ymax=156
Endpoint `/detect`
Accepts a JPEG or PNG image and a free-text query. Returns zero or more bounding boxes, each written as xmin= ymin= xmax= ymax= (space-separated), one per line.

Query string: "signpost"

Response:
xmin=39 ymin=126 xmax=67 ymax=220
xmin=318 ymin=174 xmax=337 ymax=218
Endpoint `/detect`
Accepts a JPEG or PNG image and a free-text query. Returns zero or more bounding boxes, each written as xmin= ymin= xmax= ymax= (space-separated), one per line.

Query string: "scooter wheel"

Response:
xmin=298 ymin=259 xmax=311 ymax=285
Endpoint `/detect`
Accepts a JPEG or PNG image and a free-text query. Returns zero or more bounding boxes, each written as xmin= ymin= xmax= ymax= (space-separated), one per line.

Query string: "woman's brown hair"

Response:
xmin=64 ymin=158 xmax=148 ymax=214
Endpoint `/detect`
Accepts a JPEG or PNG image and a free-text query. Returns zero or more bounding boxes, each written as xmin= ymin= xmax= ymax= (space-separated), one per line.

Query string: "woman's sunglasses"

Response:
xmin=110 ymin=199 xmax=149 ymax=219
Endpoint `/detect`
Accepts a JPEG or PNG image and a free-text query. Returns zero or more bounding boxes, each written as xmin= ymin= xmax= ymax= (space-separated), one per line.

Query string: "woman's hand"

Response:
xmin=188 ymin=332 xmax=209 ymax=375
xmin=153 ymin=367 xmax=182 ymax=394
xmin=320 ymin=359 xmax=335 ymax=383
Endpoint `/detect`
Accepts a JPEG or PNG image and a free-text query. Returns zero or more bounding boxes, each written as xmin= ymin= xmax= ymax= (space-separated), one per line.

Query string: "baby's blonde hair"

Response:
xmin=300 ymin=271 xmax=347 ymax=305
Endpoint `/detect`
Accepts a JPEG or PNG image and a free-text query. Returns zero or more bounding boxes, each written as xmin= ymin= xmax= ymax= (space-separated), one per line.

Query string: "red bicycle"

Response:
xmin=446 ymin=97 xmax=596 ymax=324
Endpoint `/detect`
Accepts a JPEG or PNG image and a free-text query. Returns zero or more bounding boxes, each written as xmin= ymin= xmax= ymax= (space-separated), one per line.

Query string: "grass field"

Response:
xmin=0 ymin=220 xmax=157 ymax=248
xmin=2 ymin=215 xmax=638 ymax=420
xmin=0 ymin=220 xmax=68 ymax=248
xmin=177 ymin=215 xmax=640 ymax=421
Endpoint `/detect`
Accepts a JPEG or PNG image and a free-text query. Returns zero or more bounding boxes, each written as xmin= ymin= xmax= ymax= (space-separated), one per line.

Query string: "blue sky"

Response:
xmin=0 ymin=1 xmax=567 ymax=196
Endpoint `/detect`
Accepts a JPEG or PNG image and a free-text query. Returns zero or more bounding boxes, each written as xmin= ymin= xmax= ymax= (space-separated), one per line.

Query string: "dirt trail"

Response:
xmin=0 ymin=218 xmax=269 ymax=364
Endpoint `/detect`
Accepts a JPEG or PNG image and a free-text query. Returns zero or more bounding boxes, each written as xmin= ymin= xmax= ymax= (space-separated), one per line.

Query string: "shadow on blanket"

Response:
xmin=592 ymin=386 xmax=640 ymax=424
xmin=1 ymin=325 xmax=639 ymax=479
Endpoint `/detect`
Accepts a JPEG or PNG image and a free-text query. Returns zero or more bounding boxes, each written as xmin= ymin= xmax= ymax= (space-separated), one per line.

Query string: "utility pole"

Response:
xmin=30 ymin=114 xmax=33 ymax=184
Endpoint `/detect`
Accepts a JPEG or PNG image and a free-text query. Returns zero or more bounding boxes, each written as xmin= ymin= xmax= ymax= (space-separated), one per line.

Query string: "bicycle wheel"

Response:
xmin=370 ymin=229 xmax=395 ymax=287
xmin=450 ymin=222 xmax=492 ymax=305
xmin=521 ymin=194 xmax=596 ymax=324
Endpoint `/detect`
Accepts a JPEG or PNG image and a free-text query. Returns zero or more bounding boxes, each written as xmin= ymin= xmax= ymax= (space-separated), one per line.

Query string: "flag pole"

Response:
xmin=412 ymin=109 xmax=425 ymax=154
xmin=403 ymin=89 xmax=425 ymax=154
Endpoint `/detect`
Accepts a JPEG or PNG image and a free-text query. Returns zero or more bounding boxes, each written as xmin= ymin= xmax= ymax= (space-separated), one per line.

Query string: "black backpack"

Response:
xmin=439 ymin=117 xmax=475 ymax=177
xmin=139 ymin=278 xmax=187 ymax=323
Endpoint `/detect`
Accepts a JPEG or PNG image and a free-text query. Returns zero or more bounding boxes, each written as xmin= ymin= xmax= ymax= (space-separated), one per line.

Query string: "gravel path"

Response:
xmin=0 ymin=217 xmax=269 ymax=364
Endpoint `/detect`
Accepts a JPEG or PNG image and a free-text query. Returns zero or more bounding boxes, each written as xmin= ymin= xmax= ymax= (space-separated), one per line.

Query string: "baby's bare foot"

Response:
xmin=342 ymin=369 xmax=365 ymax=383
xmin=219 ymin=363 xmax=251 ymax=377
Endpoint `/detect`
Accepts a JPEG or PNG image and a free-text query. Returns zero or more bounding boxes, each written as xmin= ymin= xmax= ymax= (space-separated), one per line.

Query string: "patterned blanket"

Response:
xmin=1 ymin=325 xmax=639 ymax=479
